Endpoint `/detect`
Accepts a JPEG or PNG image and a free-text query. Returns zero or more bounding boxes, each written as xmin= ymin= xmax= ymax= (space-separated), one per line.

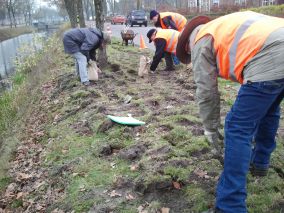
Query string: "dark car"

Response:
xmin=126 ymin=10 xmax=147 ymax=27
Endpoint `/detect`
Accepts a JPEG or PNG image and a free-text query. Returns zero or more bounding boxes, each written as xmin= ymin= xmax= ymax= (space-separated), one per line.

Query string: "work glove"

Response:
xmin=88 ymin=59 xmax=94 ymax=66
xmin=146 ymin=58 xmax=152 ymax=65
xmin=204 ymin=130 xmax=224 ymax=155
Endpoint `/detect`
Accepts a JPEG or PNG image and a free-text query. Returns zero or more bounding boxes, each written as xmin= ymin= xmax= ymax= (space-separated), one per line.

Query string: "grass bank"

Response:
xmin=0 ymin=26 xmax=34 ymax=42
xmin=0 ymin=28 xmax=68 ymax=191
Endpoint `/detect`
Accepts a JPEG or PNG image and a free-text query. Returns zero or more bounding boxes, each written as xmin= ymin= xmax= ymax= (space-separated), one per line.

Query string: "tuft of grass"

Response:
xmin=164 ymin=166 xmax=192 ymax=182
xmin=163 ymin=126 xmax=192 ymax=145
xmin=0 ymin=93 xmax=17 ymax=134
xmin=0 ymin=177 xmax=11 ymax=193
xmin=184 ymin=185 xmax=213 ymax=212
xmin=12 ymin=72 xmax=26 ymax=86
xmin=70 ymin=90 xmax=91 ymax=99
xmin=11 ymin=199 xmax=23 ymax=208
xmin=247 ymin=172 xmax=284 ymax=213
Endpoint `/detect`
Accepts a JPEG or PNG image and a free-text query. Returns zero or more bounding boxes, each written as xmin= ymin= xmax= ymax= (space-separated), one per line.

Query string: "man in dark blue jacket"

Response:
xmin=63 ymin=28 xmax=111 ymax=86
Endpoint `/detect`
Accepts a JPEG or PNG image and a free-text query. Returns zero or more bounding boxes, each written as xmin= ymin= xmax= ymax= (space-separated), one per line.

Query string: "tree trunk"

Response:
xmin=64 ymin=0 xmax=77 ymax=28
xmin=77 ymin=0 xmax=86 ymax=27
xmin=83 ymin=0 xmax=90 ymax=21
xmin=10 ymin=5 xmax=16 ymax=28
xmin=196 ymin=0 xmax=200 ymax=13
xmin=28 ymin=10 xmax=32 ymax=25
xmin=112 ymin=0 xmax=115 ymax=14
xmin=90 ymin=0 xmax=95 ymax=21
xmin=5 ymin=0 xmax=13 ymax=28
xmin=24 ymin=12 xmax=27 ymax=26
xmin=103 ymin=0 xmax=107 ymax=15
xmin=137 ymin=0 xmax=141 ymax=10
xmin=7 ymin=6 xmax=13 ymax=28
xmin=94 ymin=0 xmax=108 ymax=68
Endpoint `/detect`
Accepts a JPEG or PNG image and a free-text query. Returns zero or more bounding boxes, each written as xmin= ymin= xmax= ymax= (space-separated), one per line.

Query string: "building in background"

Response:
xmin=201 ymin=0 xmax=283 ymax=11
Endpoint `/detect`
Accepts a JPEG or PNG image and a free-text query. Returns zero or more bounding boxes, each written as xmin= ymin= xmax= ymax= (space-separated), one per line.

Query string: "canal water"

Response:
xmin=0 ymin=32 xmax=45 ymax=79
xmin=0 ymin=28 xmax=57 ymax=92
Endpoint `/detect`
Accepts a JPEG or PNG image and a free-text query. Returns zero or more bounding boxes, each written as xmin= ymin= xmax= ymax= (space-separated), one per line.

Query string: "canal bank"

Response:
xmin=0 ymin=27 xmax=59 ymax=92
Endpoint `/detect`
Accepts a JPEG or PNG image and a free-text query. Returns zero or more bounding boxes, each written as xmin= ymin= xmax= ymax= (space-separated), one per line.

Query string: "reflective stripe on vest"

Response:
xmin=155 ymin=29 xmax=180 ymax=53
xmin=160 ymin=12 xmax=187 ymax=32
xmin=229 ymin=15 xmax=265 ymax=81
xmin=195 ymin=11 xmax=284 ymax=84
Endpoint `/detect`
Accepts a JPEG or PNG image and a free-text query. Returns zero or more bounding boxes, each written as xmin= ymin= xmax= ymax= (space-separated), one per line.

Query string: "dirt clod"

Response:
xmin=119 ymin=144 xmax=147 ymax=160
xmin=99 ymin=145 xmax=113 ymax=156
xmin=110 ymin=64 xmax=120 ymax=72
xmin=97 ymin=120 xmax=115 ymax=133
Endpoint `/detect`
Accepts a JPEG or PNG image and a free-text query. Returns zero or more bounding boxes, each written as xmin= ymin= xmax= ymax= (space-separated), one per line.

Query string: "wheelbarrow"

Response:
xmin=121 ymin=30 xmax=137 ymax=46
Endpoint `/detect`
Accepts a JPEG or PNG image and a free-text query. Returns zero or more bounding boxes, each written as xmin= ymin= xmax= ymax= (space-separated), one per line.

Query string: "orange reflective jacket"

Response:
xmin=195 ymin=11 xmax=284 ymax=84
xmin=155 ymin=29 xmax=180 ymax=54
xmin=160 ymin=12 xmax=187 ymax=32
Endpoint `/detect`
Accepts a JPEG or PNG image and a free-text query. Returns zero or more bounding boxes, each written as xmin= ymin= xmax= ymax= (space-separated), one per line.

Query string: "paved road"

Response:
xmin=108 ymin=23 xmax=155 ymax=50
xmin=86 ymin=21 xmax=155 ymax=50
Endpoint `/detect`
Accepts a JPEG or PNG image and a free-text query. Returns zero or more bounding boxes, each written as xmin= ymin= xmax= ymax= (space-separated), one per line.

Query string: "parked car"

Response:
xmin=126 ymin=10 xmax=147 ymax=27
xmin=111 ymin=15 xmax=126 ymax=25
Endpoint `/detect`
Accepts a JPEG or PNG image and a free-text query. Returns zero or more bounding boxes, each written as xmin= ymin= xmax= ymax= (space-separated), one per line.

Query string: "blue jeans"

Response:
xmin=216 ymin=79 xmax=284 ymax=213
xmin=72 ymin=52 xmax=89 ymax=83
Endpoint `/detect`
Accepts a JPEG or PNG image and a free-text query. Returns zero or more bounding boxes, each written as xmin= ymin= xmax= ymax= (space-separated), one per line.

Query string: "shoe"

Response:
xmin=83 ymin=81 xmax=90 ymax=86
xmin=163 ymin=67 xmax=175 ymax=72
xmin=150 ymin=70 xmax=155 ymax=74
xmin=250 ymin=164 xmax=268 ymax=177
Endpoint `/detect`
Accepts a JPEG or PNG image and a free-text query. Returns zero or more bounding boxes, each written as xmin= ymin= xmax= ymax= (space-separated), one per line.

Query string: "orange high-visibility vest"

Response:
xmin=160 ymin=12 xmax=187 ymax=32
xmin=195 ymin=11 xmax=284 ymax=84
xmin=155 ymin=29 xmax=180 ymax=54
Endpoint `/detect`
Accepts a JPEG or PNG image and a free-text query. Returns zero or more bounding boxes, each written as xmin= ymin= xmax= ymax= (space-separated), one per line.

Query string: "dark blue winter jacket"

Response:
xmin=63 ymin=28 xmax=103 ymax=61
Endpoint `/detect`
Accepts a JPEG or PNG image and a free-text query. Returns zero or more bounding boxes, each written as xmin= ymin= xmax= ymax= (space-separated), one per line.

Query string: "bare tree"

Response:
xmin=90 ymin=0 xmax=95 ymax=20
xmin=83 ymin=0 xmax=91 ymax=20
xmin=4 ymin=0 xmax=17 ymax=27
xmin=106 ymin=0 xmax=114 ymax=15
xmin=0 ymin=0 xmax=6 ymax=25
xmin=77 ymin=0 xmax=85 ymax=27
xmin=10 ymin=0 xmax=17 ymax=27
xmin=63 ymin=0 xmax=76 ymax=27
xmin=103 ymin=0 xmax=107 ymax=15
xmin=22 ymin=0 xmax=34 ymax=26
xmin=54 ymin=0 xmax=85 ymax=27
xmin=45 ymin=0 xmax=67 ymax=19
xmin=94 ymin=0 xmax=107 ymax=67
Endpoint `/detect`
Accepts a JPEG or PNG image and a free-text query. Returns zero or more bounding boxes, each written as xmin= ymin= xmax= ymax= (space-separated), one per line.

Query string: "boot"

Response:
xmin=250 ymin=164 xmax=268 ymax=177
xmin=164 ymin=53 xmax=174 ymax=71
xmin=163 ymin=66 xmax=175 ymax=72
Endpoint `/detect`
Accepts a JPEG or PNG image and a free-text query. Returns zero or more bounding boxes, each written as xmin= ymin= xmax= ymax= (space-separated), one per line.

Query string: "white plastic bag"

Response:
xmin=138 ymin=55 xmax=151 ymax=77
xmin=88 ymin=60 xmax=101 ymax=81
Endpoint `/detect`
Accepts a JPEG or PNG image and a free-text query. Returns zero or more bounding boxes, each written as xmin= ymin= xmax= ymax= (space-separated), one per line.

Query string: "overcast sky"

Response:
xmin=35 ymin=0 xmax=57 ymax=9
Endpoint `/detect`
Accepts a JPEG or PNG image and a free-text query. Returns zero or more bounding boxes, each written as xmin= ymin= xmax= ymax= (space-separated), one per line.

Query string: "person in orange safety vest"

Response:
xmin=147 ymin=28 xmax=180 ymax=72
xmin=150 ymin=10 xmax=187 ymax=32
xmin=176 ymin=11 xmax=284 ymax=213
